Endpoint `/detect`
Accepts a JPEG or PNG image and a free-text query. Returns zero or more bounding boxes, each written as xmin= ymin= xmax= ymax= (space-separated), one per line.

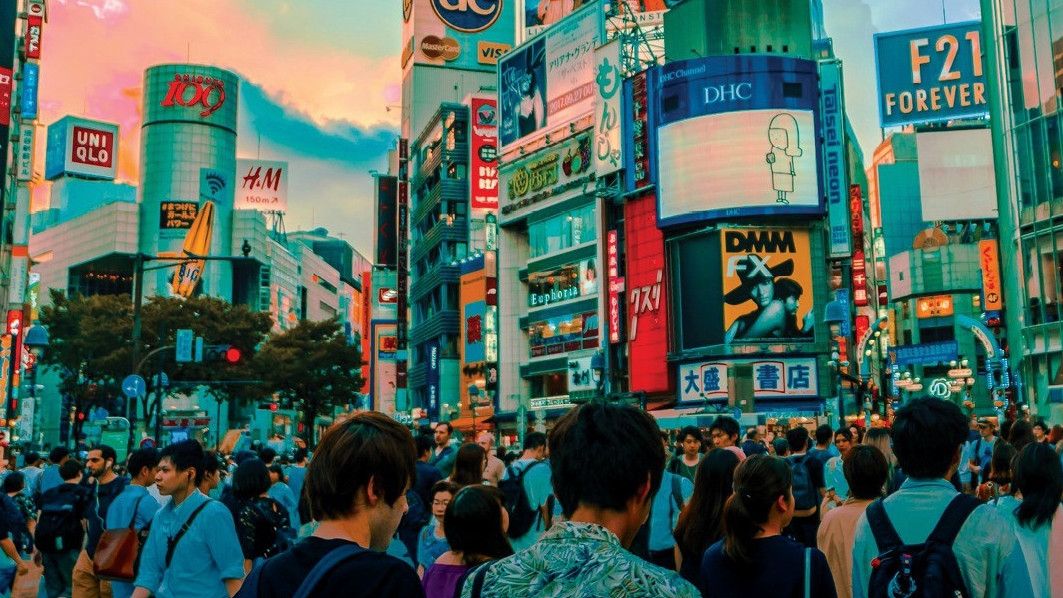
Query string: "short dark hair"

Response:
xmin=435 ymin=422 xmax=453 ymax=434
xmin=891 ymin=398 xmax=967 ymax=479
xmin=258 ymin=447 xmax=277 ymax=464
xmin=431 ymin=480 xmax=459 ymax=498
xmin=49 ymin=447 xmax=70 ymax=464
xmin=160 ymin=440 xmax=206 ymax=484
xmin=451 ymin=444 xmax=486 ymax=488
xmin=127 ymin=448 xmax=160 ymax=479
xmin=444 ymin=486 xmax=514 ymax=565
xmin=415 ymin=434 xmax=434 ymax=457
xmin=293 ymin=448 xmax=308 ymax=463
xmin=2 ymin=471 xmax=24 ymax=493
xmin=267 ymin=463 xmax=286 ymax=482
xmin=710 ymin=417 xmax=740 ymax=440
xmin=22 ymin=451 xmax=40 ymax=466
xmin=843 ymin=445 xmax=888 ymax=500
xmin=678 ymin=426 xmax=703 ymax=444
xmin=549 ymin=403 xmax=663 ymax=518
xmin=814 ymin=424 xmax=833 ymax=445
xmin=786 ymin=427 xmax=809 ymax=453
xmin=834 ymin=427 xmax=854 ymax=443
xmin=200 ymin=451 xmax=221 ymax=476
xmin=523 ymin=431 xmax=547 ymax=451
xmin=771 ymin=437 xmax=790 ymax=456
xmin=1013 ymin=442 xmax=1063 ymax=529
xmin=90 ymin=445 xmax=117 ymax=465
xmin=59 ymin=459 xmax=82 ymax=481
xmin=304 ymin=411 xmax=416 ymax=521
xmin=233 ymin=459 xmax=271 ymax=500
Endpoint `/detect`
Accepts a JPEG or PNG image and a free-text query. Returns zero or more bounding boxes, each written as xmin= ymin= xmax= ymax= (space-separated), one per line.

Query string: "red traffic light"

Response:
xmin=224 ymin=347 xmax=242 ymax=364
xmin=269 ymin=402 xmax=278 ymax=412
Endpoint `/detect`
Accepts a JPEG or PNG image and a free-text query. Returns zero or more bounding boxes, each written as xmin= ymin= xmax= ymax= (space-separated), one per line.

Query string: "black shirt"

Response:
xmin=413 ymin=461 xmax=442 ymax=507
xmin=257 ymin=537 xmax=424 ymax=598
xmin=698 ymin=535 xmax=836 ymax=598
xmin=83 ymin=475 xmax=129 ymax=557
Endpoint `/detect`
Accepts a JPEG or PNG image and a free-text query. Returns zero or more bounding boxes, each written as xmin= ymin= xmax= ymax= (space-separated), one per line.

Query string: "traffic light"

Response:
xmin=204 ymin=344 xmax=242 ymax=364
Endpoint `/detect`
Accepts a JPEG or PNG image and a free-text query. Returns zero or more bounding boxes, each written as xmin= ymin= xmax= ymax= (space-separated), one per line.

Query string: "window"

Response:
xmin=528 ymin=203 xmax=598 ymax=257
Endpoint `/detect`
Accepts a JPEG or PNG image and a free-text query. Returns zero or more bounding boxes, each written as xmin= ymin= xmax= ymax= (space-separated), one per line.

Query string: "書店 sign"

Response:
xmin=678 ymin=358 xmax=819 ymax=402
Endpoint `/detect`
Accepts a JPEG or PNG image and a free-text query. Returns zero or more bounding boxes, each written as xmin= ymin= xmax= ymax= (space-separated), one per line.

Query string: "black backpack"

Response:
xmin=500 ymin=461 xmax=547 ymax=539
xmin=865 ymin=493 xmax=980 ymax=598
xmin=249 ymin=499 xmax=297 ymax=559
xmin=787 ymin=455 xmax=819 ymax=511
xmin=36 ymin=488 xmax=86 ymax=553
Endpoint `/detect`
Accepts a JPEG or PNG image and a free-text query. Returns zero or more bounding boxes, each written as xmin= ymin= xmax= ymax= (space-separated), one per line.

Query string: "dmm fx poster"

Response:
xmin=874 ymin=21 xmax=987 ymax=127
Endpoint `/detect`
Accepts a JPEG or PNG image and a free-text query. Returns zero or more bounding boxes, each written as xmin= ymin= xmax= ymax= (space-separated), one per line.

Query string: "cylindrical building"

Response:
xmin=139 ymin=64 xmax=239 ymax=300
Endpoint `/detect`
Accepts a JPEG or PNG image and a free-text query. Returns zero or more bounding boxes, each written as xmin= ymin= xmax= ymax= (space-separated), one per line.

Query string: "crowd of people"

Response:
xmin=0 ymin=396 xmax=1058 ymax=597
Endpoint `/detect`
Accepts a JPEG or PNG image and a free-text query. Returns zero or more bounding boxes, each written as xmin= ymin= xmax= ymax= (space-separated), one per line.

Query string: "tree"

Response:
xmin=255 ymin=319 xmax=363 ymax=445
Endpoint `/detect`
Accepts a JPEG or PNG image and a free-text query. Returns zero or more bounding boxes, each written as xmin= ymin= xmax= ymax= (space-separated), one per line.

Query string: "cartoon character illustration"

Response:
xmin=723 ymin=256 xmax=796 ymax=343
xmin=765 ymin=113 xmax=803 ymax=205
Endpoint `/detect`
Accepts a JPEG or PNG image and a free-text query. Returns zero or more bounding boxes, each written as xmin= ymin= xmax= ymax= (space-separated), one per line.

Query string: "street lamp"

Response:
xmin=23 ymin=325 xmax=49 ymax=449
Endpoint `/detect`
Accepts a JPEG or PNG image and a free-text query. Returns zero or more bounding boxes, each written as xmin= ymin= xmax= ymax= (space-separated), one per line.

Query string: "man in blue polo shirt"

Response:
xmin=132 ymin=440 xmax=244 ymax=598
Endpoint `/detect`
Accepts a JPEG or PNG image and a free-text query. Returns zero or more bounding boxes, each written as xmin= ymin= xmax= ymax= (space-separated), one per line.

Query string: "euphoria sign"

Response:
xmin=431 ymin=0 xmax=501 ymax=33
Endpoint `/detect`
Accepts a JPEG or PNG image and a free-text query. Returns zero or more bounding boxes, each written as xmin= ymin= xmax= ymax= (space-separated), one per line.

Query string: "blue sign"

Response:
xmin=121 ymin=375 xmax=146 ymax=399
xmin=642 ymin=55 xmax=824 ymax=227
xmin=175 ymin=329 xmax=194 ymax=363
xmin=21 ymin=63 xmax=39 ymax=120
xmin=431 ymin=0 xmax=502 ymax=32
xmin=464 ymin=301 xmax=486 ymax=363
xmin=820 ymin=60 xmax=852 ymax=258
xmin=889 ymin=341 xmax=959 ymax=367
xmin=874 ymin=21 xmax=987 ymax=127
xmin=427 ymin=342 xmax=440 ymax=419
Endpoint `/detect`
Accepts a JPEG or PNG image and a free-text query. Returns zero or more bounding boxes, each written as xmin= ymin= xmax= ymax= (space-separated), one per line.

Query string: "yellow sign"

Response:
xmin=168 ymin=201 xmax=215 ymax=298
xmin=916 ymin=294 xmax=954 ymax=318
xmin=477 ymin=41 xmax=510 ymax=65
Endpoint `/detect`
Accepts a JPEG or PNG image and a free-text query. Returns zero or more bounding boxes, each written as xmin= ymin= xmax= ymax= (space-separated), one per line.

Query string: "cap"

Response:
xmin=976 ymin=417 xmax=995 ymax=427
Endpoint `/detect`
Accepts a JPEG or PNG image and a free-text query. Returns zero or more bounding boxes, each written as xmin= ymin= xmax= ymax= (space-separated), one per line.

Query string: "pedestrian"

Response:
xmin=708 ymin=417 xmax=744 ymax=457
xmin=994 ymin=442 xmax=1063 ymax=596
xmin=398 ymin=435 xmax=442 ymax=564
xmin=131 ymin=440 xmax=245 ymax=598
xmin=1009 ymin=419 xmax=1036 ymax=453
xmin=696 ymin=454 xmax=836 ymax=598
xmin=18 ymin=453 xmax=42 ymax=500
xmin=104 ymin=448 xmax=163 ymax=598
xmin=37 ymin=459 xmax=91 ymax=598
xmin=284 ymin=448 xmax=308 ymax=504
xmin=257 ymin=448 xmax=277 ymax=468
xmin=266 ymin=463 xmax=299 ymax=529
xmin=964 ymin=417 xmax=997 ymax=488
xmin=816 ymin=445 xmax=888 ymax=598
xmin=197 ymin=451 xmax=224 ymax=500
xmin=673 ymin=449 xmax=740 ymax=584
xmin=1031 ymin=418 xmax=1049 ymax=444
xmin=821 ymin=427 xmax=854 ymax=511
xmin=635 ymin=433 xmax=694 ymax=570
xmin=498 ymin=432 xmax=553 ymax=552
xmin=460 ymin=402 xmax=699 ymax=597
xmin=232 ymin=459 xmax=291 ymax=571
xmin=862 ymin=428 xmax=905 ymax=495
xmin=1048 ymin=424 xmax=1063 ymax=451
xmin=851 ymin=398 xmax=1031 ymax=598
xmin=75 ymin=444 xmax=130 ymax=598
xmin=429 ymin=423 xmax=457 ymax=476
xmin=417 ymin=481 xmax=457 ymax=576
xmin=238 ymin=411 xmax=423 ymax=597
xmin=0 ymin=471 xmax=31 ymax=592
xmin=421 ymin=485 xmax=512 ymax=598
xmin=771 ymin=437 xmax=790 ymax=457
xmin=448 ymin=444 xmax=486 ymax=488
xmin=740 ymin=428 xmax=768 ymax=457
xmin=807 ymin=424 xmax=838 ymax=468
xmin=666 ymin=426 xmax=703 ymax=483
xmin=476 ymin=433 xmax=505 ymax=487
xmin=975 ymin=442 xmax=1016 ymax=502
xmin=37 ymin=447 xmax=71 ymax=498
xmin=782 ymin=427 xmax=824 ymax=548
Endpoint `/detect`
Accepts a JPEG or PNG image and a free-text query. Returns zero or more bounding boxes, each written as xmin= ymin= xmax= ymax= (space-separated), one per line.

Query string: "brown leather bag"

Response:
xmin=93 ymin=495 xmax=147 ymax=581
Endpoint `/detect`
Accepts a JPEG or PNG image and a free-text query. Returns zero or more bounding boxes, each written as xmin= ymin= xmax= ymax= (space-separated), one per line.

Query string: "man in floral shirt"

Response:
xmin=461 ymin=402 xmax=699 ymax=598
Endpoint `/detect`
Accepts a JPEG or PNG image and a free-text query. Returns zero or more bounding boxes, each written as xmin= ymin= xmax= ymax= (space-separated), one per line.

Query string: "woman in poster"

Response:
xmin=536 ymin=0 xmax=576 ymax=27
xmin=518 ymin=68 xmax=546 ymax=139
xmin=723 ymin=257 xmax=796 ymax=343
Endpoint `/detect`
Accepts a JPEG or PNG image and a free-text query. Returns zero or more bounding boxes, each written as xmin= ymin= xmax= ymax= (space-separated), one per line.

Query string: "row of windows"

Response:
xmin=528 ymin=203 xmax=597 ymax=258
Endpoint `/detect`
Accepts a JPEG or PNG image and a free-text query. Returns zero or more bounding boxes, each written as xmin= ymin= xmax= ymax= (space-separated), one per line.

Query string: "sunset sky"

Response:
xmin=36 ymin=0 xmax=979 ymax=257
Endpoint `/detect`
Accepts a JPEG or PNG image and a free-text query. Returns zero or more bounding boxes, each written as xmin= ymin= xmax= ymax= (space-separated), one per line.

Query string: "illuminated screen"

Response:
xmin=657 ymin=109 xmax=819 ymax=223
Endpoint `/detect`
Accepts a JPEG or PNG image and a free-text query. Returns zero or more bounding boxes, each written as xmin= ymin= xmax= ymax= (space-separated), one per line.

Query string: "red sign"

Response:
xmin=624 ymin=190 xmax=671 ymax=394
xmin=24 ymin=16 xmax=42 ymax=60
xmin=0 ymin=68 xmax=12 ymax=127
xmin=979 ymin=239 xmax=1003 ymax=311
xmin=855 ymin=315 xmax=870 ymax=345
xmin=850 ymin=185 xmax=868 ymax=306
xmin=6 ymin=310 xmax=22 ymax=380
xmin=849 ymin=184 xmax=864 ymax=239
xmin=607 ymin=230 xmax=622 ymax=343
xmin=71 ymin=126 xmax=114 ymax=168
xmin=852 ymin=249 xmax=868 ymax=307
xmin=469 ymin=96 xmax=498 ymax=210
xmin=160 ymin=74 xmax=227 ymax=117
xmin=377 ymin=288 xmax=397 ymax=304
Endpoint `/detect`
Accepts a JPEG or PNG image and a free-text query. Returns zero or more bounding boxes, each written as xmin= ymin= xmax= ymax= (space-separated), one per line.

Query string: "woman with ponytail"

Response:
xmin=696 ymin=454 xmax=836 ymax=598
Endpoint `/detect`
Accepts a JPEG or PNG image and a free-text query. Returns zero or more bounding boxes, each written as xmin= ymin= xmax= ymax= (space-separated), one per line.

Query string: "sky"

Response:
xmin=37 ymin=0 xmax=980 ymax=257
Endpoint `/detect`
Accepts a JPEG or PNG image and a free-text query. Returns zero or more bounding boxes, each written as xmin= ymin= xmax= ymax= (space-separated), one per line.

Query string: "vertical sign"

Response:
xmin=24 ymin=10 xmax=42 ymax=60
xmin=15 ymin=126 xmax=32 ymax=181
xmin=623 ymin=72 xmax=652 ymax=191
xmin=594 ymin=40 xmax=622 ymax=177
xmin=396 ymin=138 xmax=409 ymax=394
xmin=850 ymin=185 xmax=868 ymax=306
xmin=855 ymin=315 xmax=870 ymax=346
xmin=469 ymin=96 xmax=498 ymax=210
xmin=427 ymin=342 xmax=440 ymax=420
xmin=979 ymin=239 xmax=1003 ymax=311
xmin=606 ymin=230 xmax=623 ymax=343
xmin=20 ymin=62 xmax=38 ymax=119
xmin=375 ymin=175 xmax=398 ymax=266
xmin=821 ymin=60 xmax=851 ymax=258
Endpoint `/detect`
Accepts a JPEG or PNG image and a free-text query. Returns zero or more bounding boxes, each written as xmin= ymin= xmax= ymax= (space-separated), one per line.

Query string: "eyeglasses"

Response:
xmin=432 ymin=499 xmax=451 ymax=507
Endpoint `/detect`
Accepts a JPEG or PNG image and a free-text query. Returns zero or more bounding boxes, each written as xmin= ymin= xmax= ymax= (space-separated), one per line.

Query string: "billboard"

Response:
xmin=159 ymin=201 xmax=199 ymax=230
xmin=648 ymin=56 xmax=822 ymax=227
xmin=469 ymin=96 xmax=499 ymax=210
xmin=371 ymin=322 xmax=398 ymax=415
xmin=499 ymin=131 xmax=592 ymax=217
xmin=375 ymin=175 xmax=398 ymax=266
xmin=235 ymin=159 xmax=288 ymax=212
xmin=15 ymin=126 xmax=33 ymax=181
xmin=851 ymin=185 xmax=868 ymax=307
xmin=916 ymin=129 xmax=996 ymax=221
xmin=820 ymin=60 xmax=851 ymax=257
xmin=594 ymin=39 xmax=622 ymax=177
xmin=874 ymin=21 xmax=987 ymax=127
xmin=523 ymin=0 xmax=665 ymax=39
xmin=625 ymin=190 xmax=671 ymax=394
xmin=622 ymin=71 xmax=652 ymax=191
xmin=45 ymin=117 xmax=120 ymax=180
xmin=527 ymin=310 xmax=599 ymax=357
xmin=889 ymin=340 xmax=958 ymax=367
xmin=527 ymin=257 xmax=598 ymax=307
xmin=371 ymin=268 xmax=398 ymax=320
xmin=499 ymin=4 xmax=601 ymax=152
xmin=24 ymin=9 xmax=42 ymax=60
xmin=20 ymin=62 xmax=38 ymax=119
xmin=916 ymin=294 xmax=954 ymax=318
xmin=979 ymin=239 xmax=1003 ymax=311
xmin=678 ymin=358 xmax=819 ymax=403
xmin=403 ymin=0 xmax=514 ymax=71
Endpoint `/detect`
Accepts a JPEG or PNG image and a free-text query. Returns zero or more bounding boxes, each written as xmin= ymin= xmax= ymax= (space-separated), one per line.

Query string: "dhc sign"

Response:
xmin=703 ymin=82 xmax=752 ymax=105
xmin=432 ymin=0 xmax=502 ymax=33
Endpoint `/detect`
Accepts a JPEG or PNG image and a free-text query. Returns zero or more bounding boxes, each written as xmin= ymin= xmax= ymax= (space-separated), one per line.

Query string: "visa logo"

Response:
xmin=478 ymin=41 xmax=511 ymax=65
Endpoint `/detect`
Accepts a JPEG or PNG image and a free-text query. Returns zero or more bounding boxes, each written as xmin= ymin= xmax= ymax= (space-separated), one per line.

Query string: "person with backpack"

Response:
xmin=231 ymin=459 xmax=293 ymax=571
xmin=131 ymin=440 xmax=244 ymax=598
xmin=397 ymin=435 xmax=442 ymax=564
xmin=782 ymin=427 xmax=825 ymax=548
xmin=697 ymin=454 xmax=836 ymax=597
xmin=673 ymin=449 xmax=740 ymax=584
xmin=104 ymin=448 xmax=163 ymax=598
xmin=37 ymin=459 xmax=92 ymax=598
xmin=421 ymin=485 xmax=512 ymax=598
xmin=237 ymin=411 xmax=423 ymax=597
xmin=634 ymin=432 xmax=693 ymax=570
xmin=416 ymin=481 xmax=457 ymax=576
xmin=498 ymin=432 xmax=553 ymax=551
xmin=266 ymin=463 xmax=299 ymax=529
xmin=37 ymin=447 xmax=71 ymax=499
xmin=4 ymin=472 xmax=36 ymax=552
xmin=851 ymin=398 xmax=1031 ymax=598
xmin=0 ymin=472 xmax=32 ymax=593
xmin=75 ymin=444 xmax=131 ymax=598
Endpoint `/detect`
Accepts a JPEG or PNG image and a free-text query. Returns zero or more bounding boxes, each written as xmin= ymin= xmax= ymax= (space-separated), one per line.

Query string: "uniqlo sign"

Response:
xmin=469 ymin=96 xmax=498 ymax=210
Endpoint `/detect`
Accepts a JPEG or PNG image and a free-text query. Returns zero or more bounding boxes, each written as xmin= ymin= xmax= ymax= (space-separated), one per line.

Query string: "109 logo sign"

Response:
xmin=431 ymin=0 xmax=501 ymax=32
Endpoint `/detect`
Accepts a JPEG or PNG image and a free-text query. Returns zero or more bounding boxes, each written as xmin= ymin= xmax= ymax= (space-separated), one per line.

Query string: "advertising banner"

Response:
xmin=24 ymin=14 xmax=41 ymax=60
xmin=648 ymin=56 xmax=822 ymax=227
xmin=469 ymin=96 xmax=499 ymax=210
xmin=159 ymin=201 xmax=199 ymax=230
xmin=820 ymin=60 xmax=851 ymax=257
xmin=20 ymin=63 xmax=38 ymax=120
xmin=527 ymin=310 xmax=599 ymax=358
xmin=622 ymin=71 xmax=652 ymax=191
xmin=917 ymin=129 xmax=996 ymax=220
xmin=427 ymin=341 xmax=440 ymax=418
xmin=15 ymin=126 xmax=33 ymax=181
xmin=500 ymin=131 xmax=592 ymax=216
xmin=594 ymin=39 xmax=622 ymax=177
xmin=874 ymin=21 xmax=987 ymax=127
xmin=567 ymin=350 xmax=597 ymax=395
xmin=235 ymin=159 xmax=288 ymax=211
xmin=396 ymin=152 xmax=410 ymax=352
xmin=606 ymin=230 xmax=622 ymax=343
xmin=625 ymin=190 xmax=670 ymax=393
xmin=679 ymin=357 xmax=819 ymax=403
xmin=371 ymin=322 xmax=398 ymax=415
xmin=721 ymin=228 xmax=814 ymax=344
xmin=523 ymin=0 xmax=664 ymax=39
xmin=45 ymin=117 xmax=119 ymax=180
xmin=371 ymin=268 xmax=398 ymax=320
xmin=499 ymin=4 xmax=601 ymax=152
xmin=979 ymin=239 xmax=1003 ymax=311
xmin=916 ymin=294 xmax=954 ymax=318
xmin=889 ymin=340 xmax=958 ymax=367
xmin=403 ymin=0 xmax=514 ymax=71
xmin=528 ymin=257 xmax=598 ymax=307
xmin=0 ymin=67 xmax=12 ymax=128
xmin=852 ymin=249 xmax=869 ymax=307
xmin=375 ymin=175 xmax=398 ymax=267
